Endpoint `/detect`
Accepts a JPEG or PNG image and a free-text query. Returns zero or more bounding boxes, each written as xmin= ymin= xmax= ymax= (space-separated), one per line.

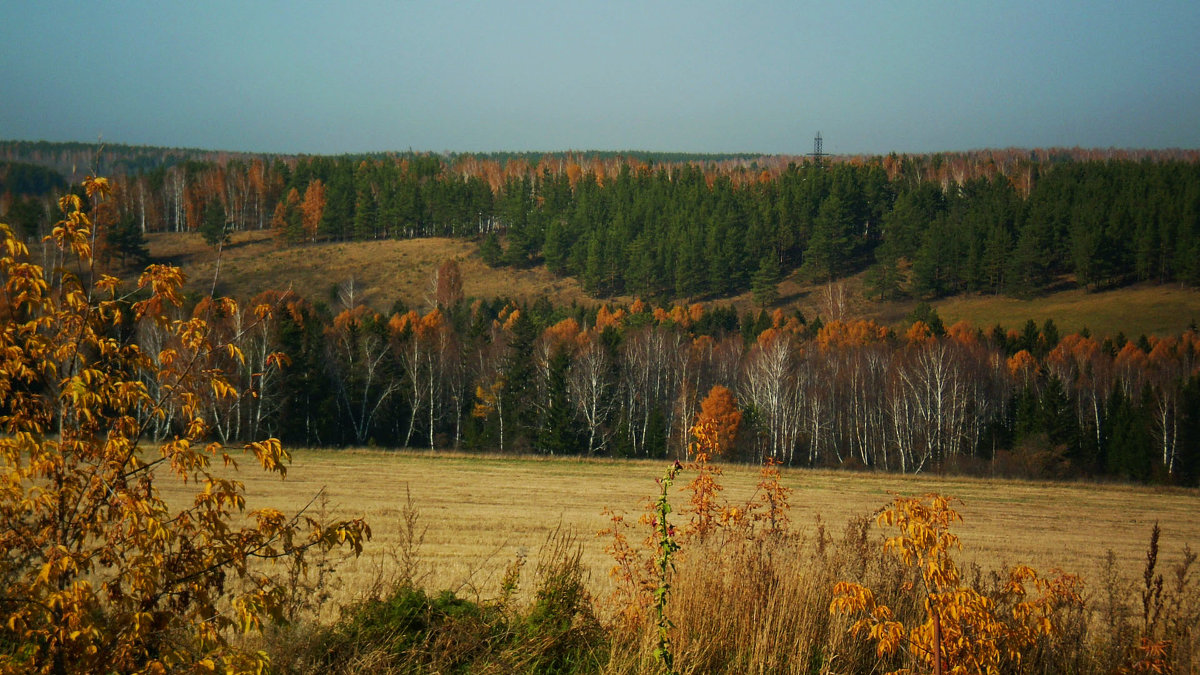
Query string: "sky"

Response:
xmin=2 ymin=1 xmax=1199 ymax=156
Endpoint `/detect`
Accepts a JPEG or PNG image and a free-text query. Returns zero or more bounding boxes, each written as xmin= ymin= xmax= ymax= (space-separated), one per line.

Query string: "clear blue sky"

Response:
xmin=3 ymin=1 xmax=1198 ymax=156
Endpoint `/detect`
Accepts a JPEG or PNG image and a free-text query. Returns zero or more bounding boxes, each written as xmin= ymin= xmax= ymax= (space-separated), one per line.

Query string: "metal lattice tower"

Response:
xmin=807 ymin=131 xmax=827 ymax=165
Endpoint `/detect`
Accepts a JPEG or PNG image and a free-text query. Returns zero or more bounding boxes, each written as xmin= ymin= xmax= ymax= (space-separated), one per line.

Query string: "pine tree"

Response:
xmin=542 ymin=219 xmax=569 ymax=274
xmin=911 ymin=214 xmax=964 ymax=298
xmin=800 ymin=194 xmax=854 ymax=281
xmin=866 ymin=235 xmax=905 ymax=301
xmin=750 ymin=252 xmax=781 ymax=308
xmin=980 ymin=223 xmax=1011 ymax=294
xmin=353 ymin=185 xmax=378 ymax=240
xmin=200 ymin=199 xmax=229 ymax=247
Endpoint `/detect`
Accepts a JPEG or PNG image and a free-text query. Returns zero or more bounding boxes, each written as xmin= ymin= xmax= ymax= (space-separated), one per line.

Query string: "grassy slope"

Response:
xmin=144 ymin=230 xmax=597 ymax=312
xmin=933 ymin=285 xmax=1200 ymax=338
xmin=142 ymin=231 xmax=1200 ymax=337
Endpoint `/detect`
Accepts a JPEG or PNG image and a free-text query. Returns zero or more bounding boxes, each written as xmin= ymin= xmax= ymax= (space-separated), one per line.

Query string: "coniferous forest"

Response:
xmin=4 ymin=141 xmax=1200 ymax=299
xmin=2 ymin=141 xmax=1199 ymax=484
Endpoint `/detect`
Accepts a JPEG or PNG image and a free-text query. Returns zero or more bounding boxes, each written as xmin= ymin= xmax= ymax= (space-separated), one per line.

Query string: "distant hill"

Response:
xmin=4 ymin=139 xmax=1199 ymax=337
xmin=4 ymin=137 xmax=1198 ymax=183
xmin=132 ymin=230 xmax=1200 ymax=338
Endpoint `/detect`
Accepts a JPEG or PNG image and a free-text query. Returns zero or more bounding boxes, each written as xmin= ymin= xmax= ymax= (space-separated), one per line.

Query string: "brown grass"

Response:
xmin=156 ymin=448 xmax=1200 ymax=614
xmin=932 ymin=283 xmax=1200 ymax=338
xmin=143 ymin=230 xmax=598 ymax=311
xmin=760 ymin=271 xmax=1200 ymax=339
xmin=143 ymin=231 xmax=1200 ymax=337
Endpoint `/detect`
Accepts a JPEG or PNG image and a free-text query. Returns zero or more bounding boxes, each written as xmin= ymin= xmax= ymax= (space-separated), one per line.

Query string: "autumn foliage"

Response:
xmin=0 ymin=178 xmax=368 ymax=673
xmin=830 ymin=494 xmax=1084 ymax=674
xmin=597 ymin=449 xmax=1187 ymax=674
xmin=694 ymin=385 xmax=741 ymax=458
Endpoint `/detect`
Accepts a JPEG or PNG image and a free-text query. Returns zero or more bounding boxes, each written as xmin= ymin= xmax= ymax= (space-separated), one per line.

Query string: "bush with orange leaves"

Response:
xmin=830 ymin=494 xmax=1083 ymax=675
xmin=0 ymin=178 xmax=369 ymax=674
xmin=680 ymin=420 xmax=725 ymax=540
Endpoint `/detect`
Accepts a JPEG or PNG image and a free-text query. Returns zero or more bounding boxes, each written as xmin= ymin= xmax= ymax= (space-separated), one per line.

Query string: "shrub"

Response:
xmin=830 ymin=494 xmax=1084 ymax=674
xmin=0 ymin=179 xmax=368 ymax=673
xmin=315 ymin=586 xmax=499 ymax=672
xmin=305 ymin=528 xmax=604 ymax=674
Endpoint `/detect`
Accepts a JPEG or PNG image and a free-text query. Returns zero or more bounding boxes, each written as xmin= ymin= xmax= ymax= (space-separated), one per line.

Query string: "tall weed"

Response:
xmin=261 ymin=459 xmax=1197 ymax=674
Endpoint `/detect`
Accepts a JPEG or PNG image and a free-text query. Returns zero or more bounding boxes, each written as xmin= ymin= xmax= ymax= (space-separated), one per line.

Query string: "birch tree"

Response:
xmin=569 ymin=335 xmax=614 ymax=455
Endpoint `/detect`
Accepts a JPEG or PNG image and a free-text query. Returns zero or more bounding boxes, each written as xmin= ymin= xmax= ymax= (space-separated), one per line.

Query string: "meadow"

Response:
xmin=142 ymin=230 xmax=1200 ymax=339
xmin=162 ymin=448 xmax=1200 ymax=611
xmin=144 ymin=230 xmax=596 ymax=312
xmin=155 ymin=448 xmax=1200 ymax=672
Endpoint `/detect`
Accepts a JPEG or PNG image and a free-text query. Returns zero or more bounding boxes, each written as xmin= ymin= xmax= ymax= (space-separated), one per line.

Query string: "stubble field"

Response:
xmin=158 ymin=448 xmax=1200 ymax=613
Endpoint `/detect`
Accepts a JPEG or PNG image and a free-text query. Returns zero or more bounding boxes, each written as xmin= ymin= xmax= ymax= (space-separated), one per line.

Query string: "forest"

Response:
xmin=1 ymin=143 xmax=1199 ymax=484
xmin=90 ymin=273 xmax=1200 ymax=484
xmin=3 ymin=141 xmax=1200 ymax=302
xmin=3 ymin=161 xmax=1200 ymax=675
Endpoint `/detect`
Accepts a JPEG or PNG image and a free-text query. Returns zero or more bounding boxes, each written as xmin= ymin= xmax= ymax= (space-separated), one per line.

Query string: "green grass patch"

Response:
xmin=933 ymin=284 xmax=1200 ymax=338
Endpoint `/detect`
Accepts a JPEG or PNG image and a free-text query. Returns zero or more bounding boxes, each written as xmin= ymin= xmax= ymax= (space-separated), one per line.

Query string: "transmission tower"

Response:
xmin=807 ymin=131 xmax=827 ymax=166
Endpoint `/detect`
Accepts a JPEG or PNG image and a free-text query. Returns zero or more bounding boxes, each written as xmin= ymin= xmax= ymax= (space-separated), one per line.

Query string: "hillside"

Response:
xmin=141 ymin=230 xmax=1200 ymax=337
xmin=143 ymin=230 xmax=602 ymax=311
xmin=8 ymin=143 xmax=1200 ymax=323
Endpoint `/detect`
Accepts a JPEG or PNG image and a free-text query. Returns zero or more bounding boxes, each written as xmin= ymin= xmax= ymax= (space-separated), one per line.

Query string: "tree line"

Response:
xmin=3 ymin=144 xmax=1199 ymax=302
xmin=126 ymin=261 xmax=1199 ymax=485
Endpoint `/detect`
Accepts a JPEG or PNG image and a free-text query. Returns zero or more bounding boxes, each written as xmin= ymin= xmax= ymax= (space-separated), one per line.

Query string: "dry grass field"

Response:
xmin=143 ymin=230 xmax=598 ymax=311
xmin=142 ymin=231 xmax=1200 ymax=338
xmin=933 ymin=283 xmax=1200 ymax=338
xmin=158 ymin=448 xmax=1200 ymax=614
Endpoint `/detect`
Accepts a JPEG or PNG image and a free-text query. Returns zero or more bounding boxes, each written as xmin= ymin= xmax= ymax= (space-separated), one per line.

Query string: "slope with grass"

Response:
xmin=143 ymin=230 xmax=1200 ymax=338
xmin=142 ymin=230 xmax=598 ymax=311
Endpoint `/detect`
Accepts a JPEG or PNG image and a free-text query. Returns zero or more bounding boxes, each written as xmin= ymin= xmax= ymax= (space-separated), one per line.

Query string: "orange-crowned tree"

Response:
xmin=694 ymin=384 xmax=742 ymax=458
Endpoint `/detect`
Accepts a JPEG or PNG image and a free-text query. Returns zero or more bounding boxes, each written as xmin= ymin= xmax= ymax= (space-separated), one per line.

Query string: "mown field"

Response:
xmin=159 ymin=449 xmax=1200 ymax=611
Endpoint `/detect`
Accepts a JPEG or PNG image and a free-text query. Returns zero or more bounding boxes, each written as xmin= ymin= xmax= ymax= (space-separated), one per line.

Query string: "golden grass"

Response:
xmin=143 ymin=230 xmax=598 ymax=311
xmin=933 ymin=283 xmax=1200 ymax=338
xmin=141 ymin=231 xmax=1200 ymax=337
xmin=156 ymin=449 xmax=1200 ymax=613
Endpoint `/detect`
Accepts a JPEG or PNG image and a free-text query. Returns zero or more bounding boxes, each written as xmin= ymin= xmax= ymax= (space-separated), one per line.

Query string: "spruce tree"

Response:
xmin=479 ymin=232 xmax=504 ymax=267
xmin=537 ymin=347 xmax=581 ymax=454
xmin=105 ymin=210 xmax=149 ymax=265
xmin=501 ymin=309 xmax=539 ymax=451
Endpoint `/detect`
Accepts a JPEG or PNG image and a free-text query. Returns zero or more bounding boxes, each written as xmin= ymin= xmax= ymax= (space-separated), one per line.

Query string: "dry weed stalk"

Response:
xmin=1116 ymin=522 xmax=1200 ymax=674
xmin=361 ymin=483 xmax=428 ymax=600
xmin=600 ymin=419 xmax=846 ymax=673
